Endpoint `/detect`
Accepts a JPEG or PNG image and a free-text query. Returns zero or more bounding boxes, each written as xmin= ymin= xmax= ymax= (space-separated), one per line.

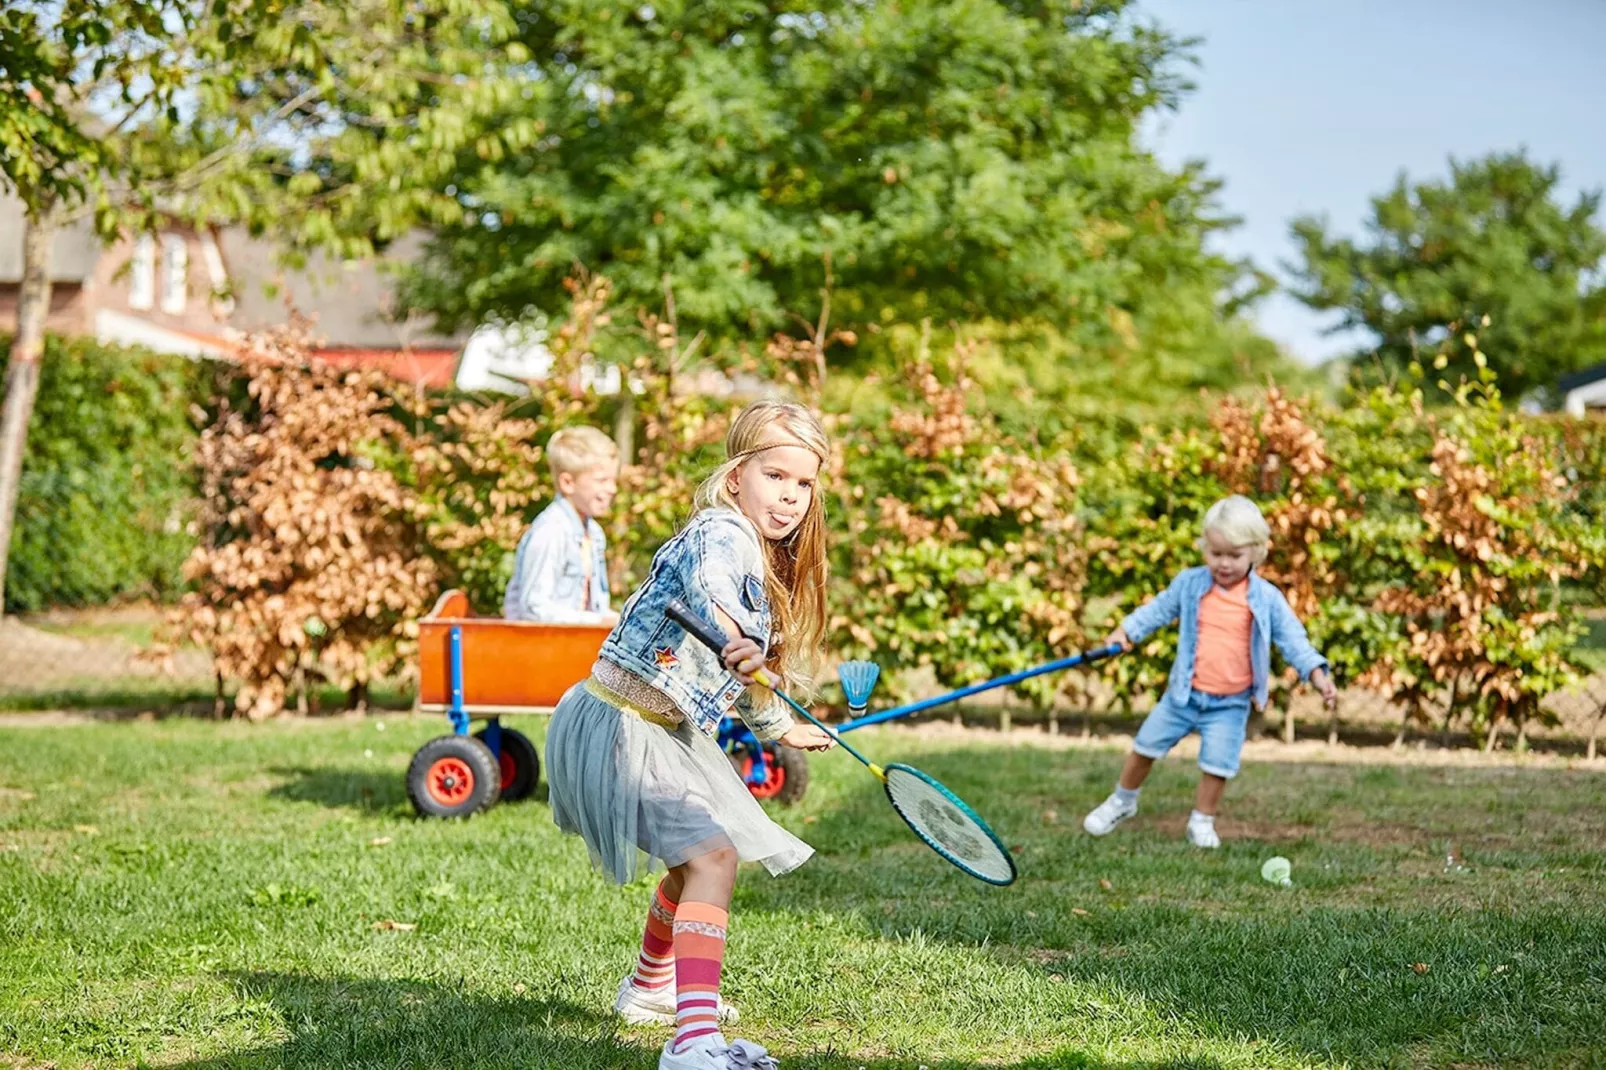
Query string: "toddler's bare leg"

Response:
xmin=1118 ymin=752 xmax=1155 ymax=791
xmin=1194 ymin=772 xmax=1227 ymax=816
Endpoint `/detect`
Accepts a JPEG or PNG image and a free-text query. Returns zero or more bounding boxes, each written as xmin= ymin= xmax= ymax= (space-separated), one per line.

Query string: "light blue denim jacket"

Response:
xmin=502 ymin=497 xmax=611 ymax=624
xmin=600 ymin=507 xmax=793 ymax=741
xmin=1120 ymin=567 xmax=1327 ymax=710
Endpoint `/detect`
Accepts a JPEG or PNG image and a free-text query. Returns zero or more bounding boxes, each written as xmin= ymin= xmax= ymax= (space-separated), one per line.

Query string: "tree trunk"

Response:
xmin=0 ymin=211 xmax=56 ymax=612
xmin=1283 ymin=702 xmax=1296 ymax=744
xmin=614 ymin=388 xmax=636 ymax=464
xmin=1390 ymin=710 xmax=1409 ymax=750
xmin=1589 ymin=699 xmax=1603 ymax=762
xmin=1482 ymin=716 xmax=1502 ymax=754
xmin=1439 ymin=675 xmax=1463 ymax=748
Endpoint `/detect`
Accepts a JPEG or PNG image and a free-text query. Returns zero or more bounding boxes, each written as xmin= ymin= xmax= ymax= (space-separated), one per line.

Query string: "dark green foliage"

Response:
xmin=1289 ymin=151 xmax=1606 ymax=399
xmin=0 ymin=334 xmax=202 ymax=612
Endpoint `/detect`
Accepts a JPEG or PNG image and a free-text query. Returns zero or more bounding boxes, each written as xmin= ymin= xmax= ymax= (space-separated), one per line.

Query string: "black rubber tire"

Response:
xmin=474 ymin=726 xmax=539 ymax=802
xmin=768 ymin=744 xmax=809 ymax=805
xmin=407 ymin=735 xmax=501 ymax=818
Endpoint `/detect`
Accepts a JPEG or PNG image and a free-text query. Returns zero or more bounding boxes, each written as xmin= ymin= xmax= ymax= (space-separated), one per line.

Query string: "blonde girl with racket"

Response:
xmin=546 ymin=400 xmax=835 ymax=1070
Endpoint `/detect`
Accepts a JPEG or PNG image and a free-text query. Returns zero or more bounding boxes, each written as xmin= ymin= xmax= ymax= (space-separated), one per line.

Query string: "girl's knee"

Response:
xmin=685 ymin=844 xmax=739 ymax=875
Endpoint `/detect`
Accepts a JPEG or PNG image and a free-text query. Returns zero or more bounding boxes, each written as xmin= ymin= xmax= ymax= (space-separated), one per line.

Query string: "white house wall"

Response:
xmin=1564 ymin=378 xmax=1606 ymax=417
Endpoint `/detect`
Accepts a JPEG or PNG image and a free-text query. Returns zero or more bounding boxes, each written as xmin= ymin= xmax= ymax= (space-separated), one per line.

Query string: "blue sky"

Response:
xmin=1135 ymin=0 xmax=1606 ymax=365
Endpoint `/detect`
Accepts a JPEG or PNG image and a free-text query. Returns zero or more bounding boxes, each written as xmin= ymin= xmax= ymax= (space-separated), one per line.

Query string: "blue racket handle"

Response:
xmin=664 ymin=599 xmax=885 ymax=776
xmin=837 ymin=643 xmax=1124 ymax=733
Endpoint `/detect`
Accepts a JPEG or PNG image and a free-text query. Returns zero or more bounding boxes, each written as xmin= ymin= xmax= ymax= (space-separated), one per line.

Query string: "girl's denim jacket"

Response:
xmin=599 ymin=507 xmax=793 ymax=741
xmin=1120 ymin=566 xmax=1328 ymax=710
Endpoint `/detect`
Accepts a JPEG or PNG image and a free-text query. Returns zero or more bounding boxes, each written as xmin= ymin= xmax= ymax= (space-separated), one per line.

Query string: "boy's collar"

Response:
xmin=555 ymin=494 xmax=592 ymax=529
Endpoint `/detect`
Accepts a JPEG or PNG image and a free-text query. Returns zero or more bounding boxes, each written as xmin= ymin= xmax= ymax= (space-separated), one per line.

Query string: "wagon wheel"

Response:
xmin=407 ymin=736 xmax=501 ymax=818
xmin=474 ymin=726 xmax=540 ymax=802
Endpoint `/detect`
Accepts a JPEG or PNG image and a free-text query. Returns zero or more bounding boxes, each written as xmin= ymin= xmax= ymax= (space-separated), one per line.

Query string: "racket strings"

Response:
xmin=882 ymin=765 xmax=1016 ymax=885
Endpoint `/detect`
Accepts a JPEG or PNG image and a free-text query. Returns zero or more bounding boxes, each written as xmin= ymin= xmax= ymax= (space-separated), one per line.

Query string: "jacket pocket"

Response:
xmin=741 ymin=574 xmax=768 ymax=614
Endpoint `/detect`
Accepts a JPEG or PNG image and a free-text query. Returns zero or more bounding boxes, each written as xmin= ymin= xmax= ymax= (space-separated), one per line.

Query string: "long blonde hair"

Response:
xmin=694 ymin=401 xmax=830 ymax=694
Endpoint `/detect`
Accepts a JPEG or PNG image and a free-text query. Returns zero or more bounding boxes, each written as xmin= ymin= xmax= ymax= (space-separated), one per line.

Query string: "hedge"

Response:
xmin=0 ymin=334 xmax=204 ymax=613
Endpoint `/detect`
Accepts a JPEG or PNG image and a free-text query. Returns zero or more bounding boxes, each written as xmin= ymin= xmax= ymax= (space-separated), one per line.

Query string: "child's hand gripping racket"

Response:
xmin=666 ymin=599 xmax=1018 ymax=886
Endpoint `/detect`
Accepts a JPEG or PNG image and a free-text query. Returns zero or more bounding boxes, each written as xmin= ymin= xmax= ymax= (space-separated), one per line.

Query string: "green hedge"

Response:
xmin=1 ymin=334 xmax=204 ymax=613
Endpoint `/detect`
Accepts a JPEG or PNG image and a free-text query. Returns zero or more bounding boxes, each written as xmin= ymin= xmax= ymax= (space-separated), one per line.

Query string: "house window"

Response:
xmin=129 ymin=234 xmax=155 ymax=310
xmin=160 ymin=234 xmax=188 ymax=314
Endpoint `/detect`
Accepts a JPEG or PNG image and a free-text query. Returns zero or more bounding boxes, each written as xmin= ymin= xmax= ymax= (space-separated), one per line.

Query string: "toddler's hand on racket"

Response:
xmin=1104 ymin=627 xmax=1132 ymax=652
xmin=779 ymin=724 xmax=836 ymax=751
xmin=721 ymin=637 xmax=767 ymax=685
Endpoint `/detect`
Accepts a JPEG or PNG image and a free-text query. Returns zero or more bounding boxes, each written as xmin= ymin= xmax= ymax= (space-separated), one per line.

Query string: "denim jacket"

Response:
xmin=1120 ymin=566 xmax=1327 ymax=710
xmin=502 ymin=497 xmax=611 ymax=624
xmin=600 ymin=507 xmax=793 ymax=741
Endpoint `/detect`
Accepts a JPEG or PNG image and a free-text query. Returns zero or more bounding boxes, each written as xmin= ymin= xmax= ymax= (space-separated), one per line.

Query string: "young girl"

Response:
xmin=545 ymin=400 xmax=836 ymax=1070
xmin=1082 ymin=495 xmax=1337 ymax=848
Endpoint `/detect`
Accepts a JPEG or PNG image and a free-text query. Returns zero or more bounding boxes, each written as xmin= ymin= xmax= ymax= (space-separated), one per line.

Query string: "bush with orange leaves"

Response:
xmin=176 ymin=324 xmax=551 ymax=719
xmin=1086 ymin=356 xmax=1602 ymax=748
xmin=174 ymin=329 xmax=438 ymax=720
xmin=1364 ymin=376 xmax=1593 ymax=748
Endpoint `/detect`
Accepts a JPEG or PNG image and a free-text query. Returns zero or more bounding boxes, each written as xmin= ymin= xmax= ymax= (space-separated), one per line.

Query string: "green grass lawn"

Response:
xmin=1 ymin=717 xmax=1603 ymax=1069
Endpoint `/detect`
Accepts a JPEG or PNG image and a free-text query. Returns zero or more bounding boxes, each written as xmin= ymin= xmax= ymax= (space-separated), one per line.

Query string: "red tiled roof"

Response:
xmin=313 ymin=347 xmax=461 ymax=389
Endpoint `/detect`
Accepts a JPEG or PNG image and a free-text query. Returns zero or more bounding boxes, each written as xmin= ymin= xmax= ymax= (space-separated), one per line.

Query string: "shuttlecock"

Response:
xmin=1261 ymin=856 xmax=1293 ymax=887
xmin=838 ymin=660 xmax=881 ymax=714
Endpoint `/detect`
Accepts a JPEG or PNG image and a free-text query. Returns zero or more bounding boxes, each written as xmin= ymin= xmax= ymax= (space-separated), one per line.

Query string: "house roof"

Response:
xmin=1559 ymin=363 xmax=1606 ymax=394
xmin=0 ymin=195 xmax=102 ymax=283
xmin=217 ymin=230 xmax=465 ymax=350
xmin=315 ymin=346 xmax=462 ymax=389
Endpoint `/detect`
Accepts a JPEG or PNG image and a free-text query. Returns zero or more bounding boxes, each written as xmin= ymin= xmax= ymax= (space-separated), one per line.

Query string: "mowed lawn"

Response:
xmin=1 ymin=717 xmax=1603 ymax=1069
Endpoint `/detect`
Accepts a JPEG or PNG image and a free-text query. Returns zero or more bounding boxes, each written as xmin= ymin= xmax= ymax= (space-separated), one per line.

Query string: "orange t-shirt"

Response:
xmin=1193 ymin=579 xmax=1253 ymax=695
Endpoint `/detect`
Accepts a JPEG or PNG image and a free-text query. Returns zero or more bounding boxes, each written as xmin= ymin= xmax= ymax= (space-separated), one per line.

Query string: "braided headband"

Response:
xmin=730 ymin=438 xmax=827 ymax=465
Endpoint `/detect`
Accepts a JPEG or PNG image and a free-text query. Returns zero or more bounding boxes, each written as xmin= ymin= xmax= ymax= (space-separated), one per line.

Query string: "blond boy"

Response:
xmin=503 ymin=426 xmax=621 ymax=625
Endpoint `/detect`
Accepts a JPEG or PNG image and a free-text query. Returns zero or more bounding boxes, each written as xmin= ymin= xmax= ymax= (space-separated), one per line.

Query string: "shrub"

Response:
xmin=1 ymin=334 xmax=203 ymax=613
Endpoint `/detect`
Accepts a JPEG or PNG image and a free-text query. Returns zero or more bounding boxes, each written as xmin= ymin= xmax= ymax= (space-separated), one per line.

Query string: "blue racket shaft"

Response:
xmin=837 ymin=644 xmax=1123 ymax=733
xmin=665 ymin=600 xmax=888 ymax=778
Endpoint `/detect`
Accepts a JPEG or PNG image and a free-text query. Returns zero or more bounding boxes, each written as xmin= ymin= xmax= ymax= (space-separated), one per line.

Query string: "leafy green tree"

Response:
xmin=0 ymin=0 xmax=525 ymax=610
xmin=402 ymin=0 xmax=1240 ymax=353
xmin=1288 ymin=151 xmax=1606 ymax=399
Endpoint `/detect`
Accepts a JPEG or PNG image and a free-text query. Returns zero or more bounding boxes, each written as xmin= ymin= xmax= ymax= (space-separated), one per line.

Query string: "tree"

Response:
xmin=0 ymin=0 xmax=525 ymax=610
xmin=1288 ymin=151 xmax=1606 ymax=399
xmin=400 ymin=0 xmax=1240 ymax=354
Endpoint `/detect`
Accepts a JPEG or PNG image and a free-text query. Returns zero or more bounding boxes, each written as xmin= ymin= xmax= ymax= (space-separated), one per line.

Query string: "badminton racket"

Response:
xmin=666 ymin=599 xmax=1017 ymax=886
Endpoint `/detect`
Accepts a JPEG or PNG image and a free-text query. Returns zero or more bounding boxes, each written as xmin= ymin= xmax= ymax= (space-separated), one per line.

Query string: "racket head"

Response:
xmin=881 ymin=762 xmax=1017 ymax=886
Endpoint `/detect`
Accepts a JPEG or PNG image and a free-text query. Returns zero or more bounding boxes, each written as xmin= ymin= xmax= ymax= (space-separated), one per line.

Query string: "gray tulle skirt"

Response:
xmin=545 ymin=680 xmax=814 ymax=885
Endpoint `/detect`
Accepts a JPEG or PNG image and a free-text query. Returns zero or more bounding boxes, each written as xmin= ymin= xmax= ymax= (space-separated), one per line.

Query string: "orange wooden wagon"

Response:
xmin=407 ymin=589 xmax=812 ymax=817
xmin=407 ymin=590 xmax=611 ymax=817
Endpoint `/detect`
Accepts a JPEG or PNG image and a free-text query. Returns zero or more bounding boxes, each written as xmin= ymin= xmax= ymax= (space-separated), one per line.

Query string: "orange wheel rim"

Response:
xmin=427 ymin=757 xmax=474 ymax=805
xmin=497 ymin=750 xmax=517 ymax=789
xmin=741 ymin=755 xmax=786 ymax=800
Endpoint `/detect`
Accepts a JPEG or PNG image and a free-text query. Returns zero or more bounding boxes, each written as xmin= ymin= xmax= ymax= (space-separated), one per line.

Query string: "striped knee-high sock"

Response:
xmin=630 ymin=880 xmax=678 ymax=993
xmin=670 ymin=901 xmax=729 ymax=1054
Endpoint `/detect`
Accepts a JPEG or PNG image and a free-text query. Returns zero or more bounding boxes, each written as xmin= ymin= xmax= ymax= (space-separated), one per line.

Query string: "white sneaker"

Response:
xmin=659 ymin=1036 xmax=778 ymax=1070
xmin=1186 ymin=818 xmax=1221 ymax=849
xmin=615 ymin=977 xmax=740 ymax=1026
xmin=1082 ymin=793 xmax=1138 ymax=836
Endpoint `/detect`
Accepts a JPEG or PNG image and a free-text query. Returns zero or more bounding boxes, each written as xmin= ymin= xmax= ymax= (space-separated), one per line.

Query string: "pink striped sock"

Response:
xmin=670 ymin=901 xmax=728 ymax=1054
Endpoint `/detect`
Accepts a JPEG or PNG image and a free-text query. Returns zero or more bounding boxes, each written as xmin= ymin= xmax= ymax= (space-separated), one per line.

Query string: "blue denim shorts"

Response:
xmin=1132 ymin=688 xmax=1254 ymax=779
